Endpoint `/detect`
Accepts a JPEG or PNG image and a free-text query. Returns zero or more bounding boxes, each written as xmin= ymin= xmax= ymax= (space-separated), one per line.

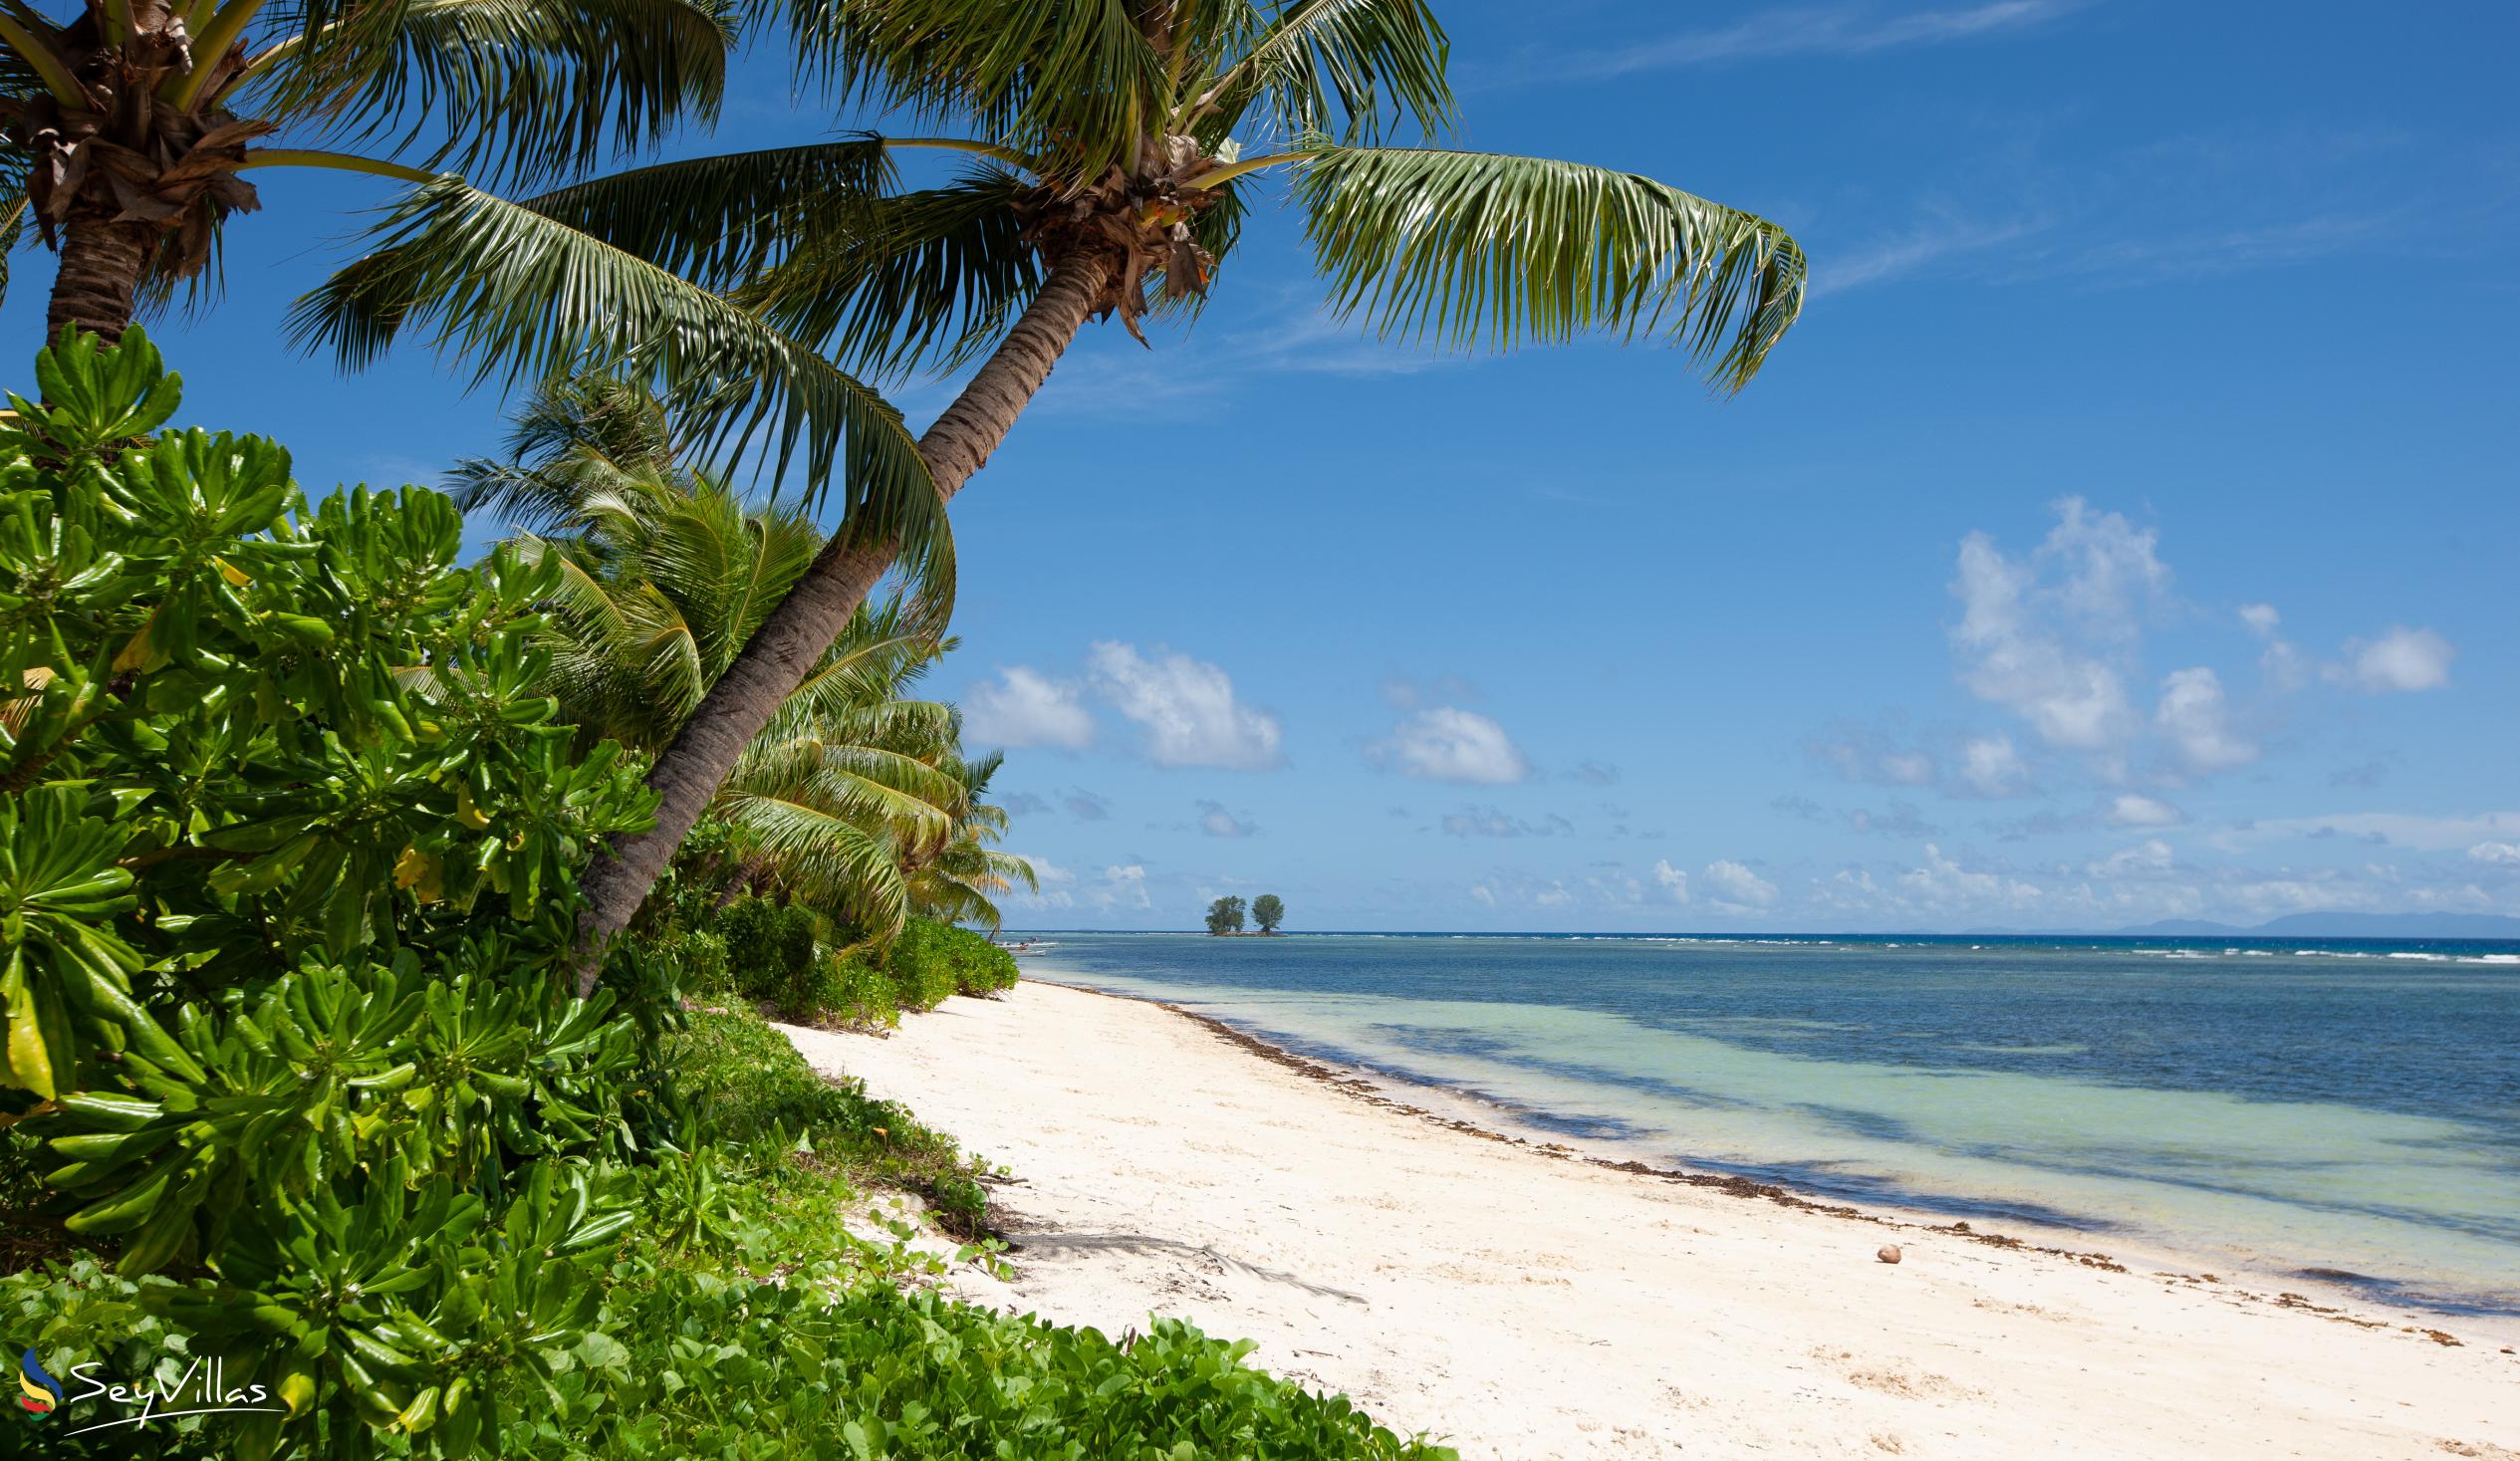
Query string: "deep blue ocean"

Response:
xmin=1007 ymin=930 xmax=2520 ymax=1315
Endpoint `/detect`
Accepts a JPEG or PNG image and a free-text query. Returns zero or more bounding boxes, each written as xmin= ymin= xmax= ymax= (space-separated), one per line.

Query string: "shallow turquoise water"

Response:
xmin=1007 ymin=931 xmax=2520 ymax=1315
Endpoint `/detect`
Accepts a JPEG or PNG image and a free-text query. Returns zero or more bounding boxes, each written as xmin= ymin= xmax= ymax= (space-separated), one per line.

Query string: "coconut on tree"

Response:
xmin=301 ymin=0 xmax=1809 ymax=977
xmin=0 ymin=0 xmax=733 ymax=341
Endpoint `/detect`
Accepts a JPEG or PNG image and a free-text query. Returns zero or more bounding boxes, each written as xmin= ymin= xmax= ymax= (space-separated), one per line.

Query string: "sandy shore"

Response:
xmin=783 ymin=981 xmax=2520 ymax=1460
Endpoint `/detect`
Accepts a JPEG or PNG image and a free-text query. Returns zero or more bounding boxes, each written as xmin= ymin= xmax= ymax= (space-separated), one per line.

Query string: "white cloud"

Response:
xmin=1089 ymin=863 xmax=1150 ymax=910
xmin=963 ymin=667 xmax=1094 ymax=750
xmin=1807 ymin=721 xmax=1936 ymax=787
xmin=1541 ymin=0 xmax=2083 ymax=79
xmin=1195 ymin=801 xmax=1256 ymax=839
xmin=2153 ymin=666 xmax=2257 ymax=774
xmin=2329 ymin=626 xmax=2454 ymax=693
xmin=1814 ymin=213 xmax=2046 ymax=296
xmin=2468 ymin=842 xmax=2520 ymax=866
xmin=1088 ymin=641 xmax=1283 ymax=770
xmin=2089 ymin=839 xmax=2175 ymax=877
xmin=2236 ymin=603 xmax=2314 ymax=690
xmin=2260 ymin=639 xmax=2313 ymax=692
xmin=1898 ymin=844 xmax=2046 ymax=911
xmin=1950 ymin=498 xmax=2168 ymax=758
xmin=1957 ymin=734 xmax=2027 ymax=797
xmin=1651 ymin=859 xmax=1691 ymax=903
xmin=1009 ymin=853 xmax=1077 ymax=908
xmin=1375 ymin=706 xmax=1530 ymax=785
xmin=1701 ymin=859 xmax=1779 ymax=909
xmin=2105 ymin=794 xmax=2185 ymax=829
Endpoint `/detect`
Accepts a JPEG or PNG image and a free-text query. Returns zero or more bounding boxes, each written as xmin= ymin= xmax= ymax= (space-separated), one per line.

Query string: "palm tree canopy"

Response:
xmin=480 ymin=375 xmax=1003 ymax=939
xmin=0 ymin=0 xmax=733 ymax=319
xmin=303 ymin=0 xmax=1807 ymax=473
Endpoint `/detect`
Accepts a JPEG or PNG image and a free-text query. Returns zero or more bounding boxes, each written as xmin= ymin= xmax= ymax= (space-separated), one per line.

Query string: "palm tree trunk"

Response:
xmin=47 ymin=212 xmax=155 ymax=345
xmin=572 ymin=248 xmax=1115 ymax=989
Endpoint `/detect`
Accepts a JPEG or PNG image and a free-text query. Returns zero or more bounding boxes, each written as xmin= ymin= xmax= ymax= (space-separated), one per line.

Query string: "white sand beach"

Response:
xmin=783 ymin=981 xmax=2520 ymax=1460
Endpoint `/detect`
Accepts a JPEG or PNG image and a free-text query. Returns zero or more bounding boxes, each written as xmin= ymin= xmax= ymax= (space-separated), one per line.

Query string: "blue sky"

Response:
xmin=9 ymin=1 xmax=2515 ymax=931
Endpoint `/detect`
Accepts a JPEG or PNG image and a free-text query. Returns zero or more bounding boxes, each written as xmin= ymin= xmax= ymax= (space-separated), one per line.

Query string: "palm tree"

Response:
xmin=0 ymin=0 xmax=733 ymax=341
xmin=710 ymin=656 xmax=982 ymax=939
xmin=466 ymin=376 xmax=995 ymax=941
xmin=899 ymin=749 xmax=1035 ymax=930
xmin=304 ymin=0 xmax=1810 ymax=978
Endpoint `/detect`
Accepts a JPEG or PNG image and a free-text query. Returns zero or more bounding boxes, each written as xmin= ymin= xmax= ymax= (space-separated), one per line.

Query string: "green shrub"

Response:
xmin=925 ymin=917 xmax=1022 ymax=996
xmin=883 ymin=917 xmax=1008 ymax=1011
xmin=664 ymin=1007 xmax=985 ymax=1232
xmin=654 ymin=926 xmax=731 ymax=998
xmin=0 ymin=331 xmax=1441 ymax=1461
xmin=819 ymin=944 xmax=899 ymax=1028
xmin=525 ymin=1282 xmax=1452 ymax=1460
xmin=0 ymin=330 xmax=656 ymax=1456
xmin=720 ymin=894 xmax=821 ymax=1010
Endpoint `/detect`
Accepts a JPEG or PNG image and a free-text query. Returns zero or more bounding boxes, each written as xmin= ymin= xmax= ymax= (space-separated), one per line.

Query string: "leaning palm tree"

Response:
xmin=0 ymin=0 xmax=732 ymax=341
xmin=304 ymin=0 xmax=1810 ymax=975
xmin=471 ymin=378 xmax=981 ymax=940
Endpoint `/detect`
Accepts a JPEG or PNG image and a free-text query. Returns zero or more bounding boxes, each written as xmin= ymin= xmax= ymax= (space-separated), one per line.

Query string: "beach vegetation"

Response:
xmin=301 ymin=0 xmax=1811 ymax=959
xmin=1253 ymin=893 xmax=1286 ymax=933
xmin=0 ymin=330 xmax=1450 ymax=1460
xmin=1206 ymin=894 xmax=1248 ymax=934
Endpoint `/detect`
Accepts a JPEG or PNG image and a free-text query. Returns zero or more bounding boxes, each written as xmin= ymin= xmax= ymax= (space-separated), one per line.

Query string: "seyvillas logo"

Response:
xmin=14 ymin=1346 xmax=283 ymax=1437
xmin=17 ymin=1348 xmax=62 ymax=1418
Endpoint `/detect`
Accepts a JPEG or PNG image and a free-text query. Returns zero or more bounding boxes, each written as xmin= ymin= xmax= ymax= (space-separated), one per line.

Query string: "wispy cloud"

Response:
xmin=1023 ymin=307 xmax=1467 ymax=421
xmin=1816 ymin=122 xmax=2448 ymax=297
xmin=2003 ymin=210 xmax=2407 ymax=287
xmin=1522 ymin=1 xmax=2086 ymax=84
xmin=1812 ymin=211 xmax=2049 ymax=294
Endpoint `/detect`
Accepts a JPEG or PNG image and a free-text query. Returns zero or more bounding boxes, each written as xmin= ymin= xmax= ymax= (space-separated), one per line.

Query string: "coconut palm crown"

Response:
xmin=304 ymin=0 xmax=1811 ymax=976
xmin=0 ymin=0 xmax=733 ymax=341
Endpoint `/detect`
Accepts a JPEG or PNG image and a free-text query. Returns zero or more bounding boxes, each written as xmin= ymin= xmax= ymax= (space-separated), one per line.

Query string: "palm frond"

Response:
xmin=0 ymin=189 xmax=24 ymax=306
xmin=516 ymin=136 xmax=895 ymax=288
xmin=1294 ymin=143 xmax=1806 ymax=390
xmin=778 ymin=630 xmax=950 ymax=727
xmin=791 ymin=0 xmax=1164 ymax=181
xmin=737 ymin=167 xmax=1040 ymax=380
xmin=982 ymin=847 xmax=1036 ymax=891
xmin=502 ymin=370 xmax=682 ymax=470
xmin=709 ymin=792 xmax=909 ymax=938
xmin=445 ymin=374 xmax=687 ymax=530
xmin=255 ymin=0 xmax=736 ymax=187
xmin=1201 ymin=0 xmax=1451 ymax=145
xmin=291 ymin=177 xmax=946 ymax=573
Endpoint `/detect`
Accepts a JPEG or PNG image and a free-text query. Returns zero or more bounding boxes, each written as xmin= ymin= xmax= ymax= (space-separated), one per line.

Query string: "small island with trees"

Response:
xmin=1205 ymin=894 xmax=1286 ymax=935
